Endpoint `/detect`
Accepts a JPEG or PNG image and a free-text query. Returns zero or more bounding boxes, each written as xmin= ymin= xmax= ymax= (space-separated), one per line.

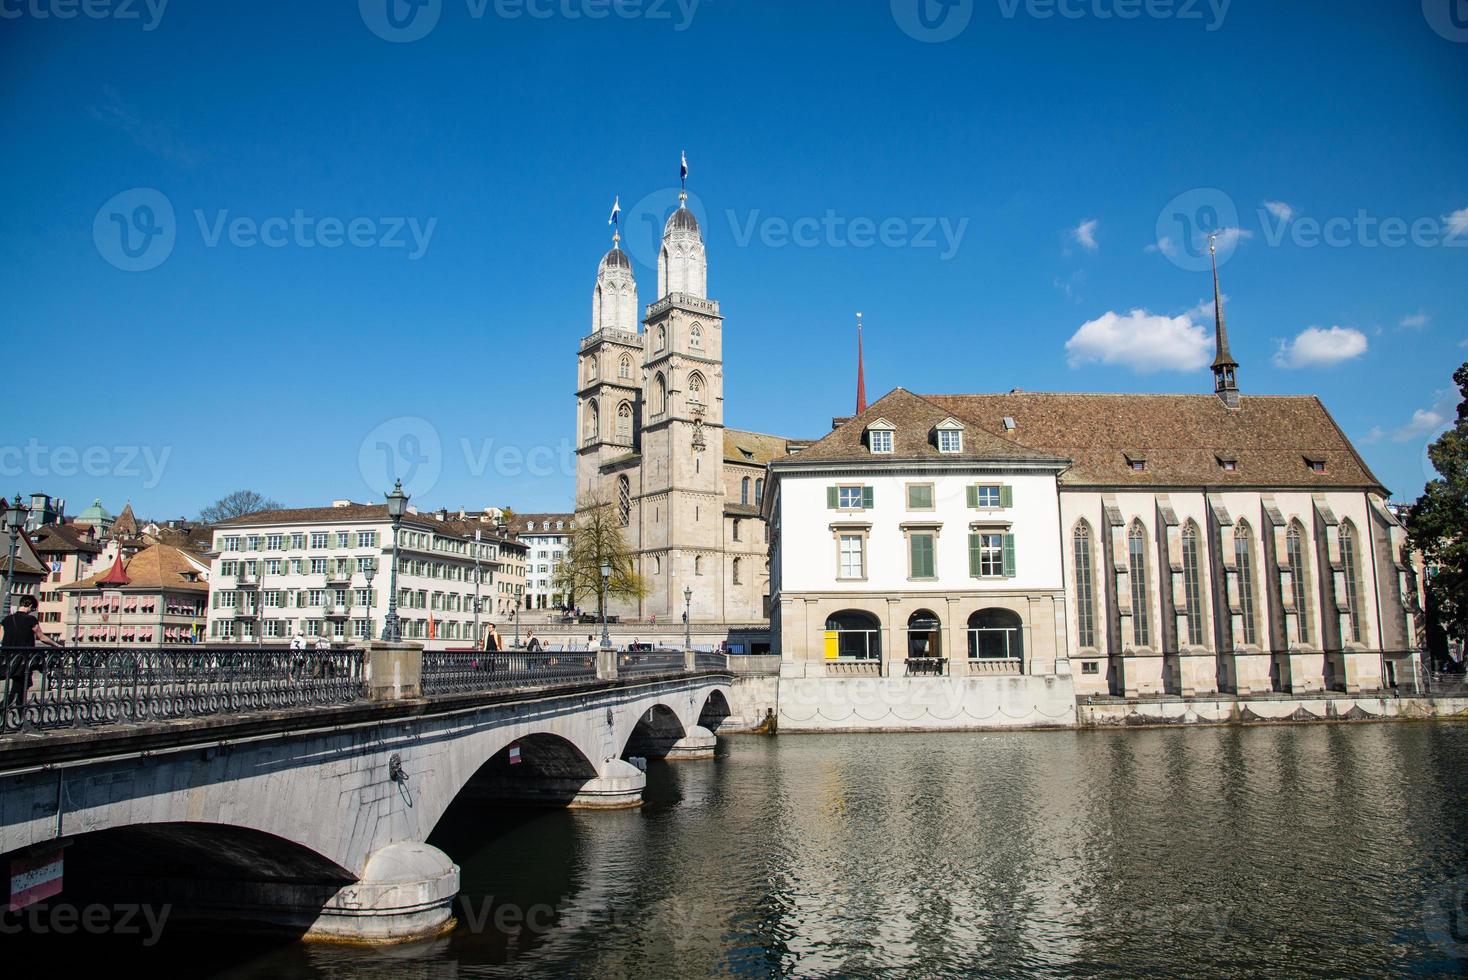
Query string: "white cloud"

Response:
xmin=1271 ymin=326 xmax=1368 ymax=369
xmin=1399 ymin=312 xmax=1430 ymax=330
xmin=1145 ymin=236 xmax=1177 ymax=257
xmin=1262 ymin=200 xmax=1295 ymax=222
xmin=1071 ymin=218 xmax=1099 ymax=252
xmin=1065 ymin=308 xmax=1212 ymax=373
xmin=1360 ymin=426 xmax=1385 ymax=444
xmin=1392 ymin=389 xmax=1461 ymax=442
xmin=1445 ymin=207 xmax=1468 ymax=237
xmin=1211 ymin=226 xmax=1253 ymax=250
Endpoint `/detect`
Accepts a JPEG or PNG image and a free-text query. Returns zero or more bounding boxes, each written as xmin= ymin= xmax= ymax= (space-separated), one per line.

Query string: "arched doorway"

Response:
xmin=906 ymin=609 xmax=944 ymax=675
xmin=824 ymin=610 xmax=881 ymax=663
xmin=968 ymin=608 xmax=1024 ymax=670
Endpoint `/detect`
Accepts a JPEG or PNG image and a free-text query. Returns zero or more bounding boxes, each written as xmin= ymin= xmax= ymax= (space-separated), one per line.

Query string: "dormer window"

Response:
xmin=1217 ymin=454 xmax=1238 ymax=473
xmin=934 ymin=417 xmax=965 ymax=454
xmin=865 ymin=418 xmax=896 ymax=454
xmin=1306 ymin=457 xmax=1326 ymax=474
xmin=1125 ymin=453 xmax=1147 ymax=472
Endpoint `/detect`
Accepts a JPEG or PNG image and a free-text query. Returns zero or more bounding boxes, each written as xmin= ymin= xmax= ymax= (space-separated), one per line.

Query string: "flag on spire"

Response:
xmin=855 ymin=312 xmax=868 ymax=415
xmin=680 ymin=150 xmax=688 ymax=187
xmin=608 ymin=195 xmax=621 ymax=228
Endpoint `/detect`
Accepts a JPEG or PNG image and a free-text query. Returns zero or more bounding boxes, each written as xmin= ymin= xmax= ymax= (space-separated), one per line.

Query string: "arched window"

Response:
xmin=732 ymin=518 xmax=741 ymax=541
xmin=583 ymin=399 xmax=599 ymax=445
xmin=740 ymin=476 xmax=751 ymax=505
xmin=688 ymin=371 xmax=705 ymax=402
xmin=587 ymin=356 xmax=598 ymax=382
xmin=1128 ymin=521 xmax=1151 ymax=648
xmin=1340 ymin=521 xmax=1363 ymax=643
xmin=826 ymin=609 xmax=880 ymax=661
xmin=907 ymin=609 xmax=942 ymax=660
xmin=755 ymin=478 xmax=765 ymax=505
xmin=1181 ymin=522 xmax=1205 ymax=646
xmin=616 ymin=401 xmax=633 ymax=442
xmin=652 ymin=555 xmax=661 ymax=575
xmin=653 ymin=373 xmax=667 ymax=415
xmin=617 ymin=475 xmax=631 ymax=528
xmin=690 ymin=323 xmax=703 ymax=349
xmin=1073 ymin=521 xmax=1096 ymax=649
xmin=1235 ymin=522 xmax=1258 ymax=646
xmin=732 ymin=557 xmax=742 ymax=584
xmin=618 ymin=354 xmax=633 ymax=380
xmin=656 ymin=325 xmax=667 ymax=352
xmin=968 ymin=608 xmax=1023 ymax=662
xmin=694 ymin=555 xmax=704 ymax=576
xmin=1287 ymin=522 xmax=1311 ymax=644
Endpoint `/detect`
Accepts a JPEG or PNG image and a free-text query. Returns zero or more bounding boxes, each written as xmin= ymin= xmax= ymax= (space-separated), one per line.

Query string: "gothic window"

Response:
xmin=694 ymin=555 xmax=704 ymax=576
xmin=755 ymin=478 xmax=765 ymax=505
xmin=1287 ymin=522 xmax=1311 ymax=644
xmin=741 ymin=477 xmax=751 ymax=505
xmin=732 ymin=557 xmax=742 ymax=584
xmin=1073 ymin=521 xmax=1096 ymax=649
xmin=1340 ymin=521 xmax=1363 ymax=643
xmin=688 ymin=371 xmax=705 ymax=403
xmin=616 ymin=401 xmax=633 ymax=442
xmin=618 ymin=354 xmax=633 ymax=380
xmin=1181 ymin=522 xmax=1205 ymax=646
xmin=587 ymin=356 xmax=598 ymax=382
xmin=732 ymin=519 xmax=741 ymax=541
xmin=1128 ymin=521 xmax=1151 ymax=648
xmin=617 ymin=476 xmax=631 ymax=527
xmin=1235 ymin=522 xmax=1258 ymax=646
xmin=690 ymin=324 xmax=703 ymax=350
xmin=656 ymin=325 xmax=666 ymax=352
xmin=653 ymin=373 xmax=667 ymax=415
xmin=583 ymin=400 xmax=599 ymax=446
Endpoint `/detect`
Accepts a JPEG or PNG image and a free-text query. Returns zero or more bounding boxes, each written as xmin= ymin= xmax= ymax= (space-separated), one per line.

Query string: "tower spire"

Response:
xmin=1209 ymin=235 xmax=1240 ymax=408
xmin=679 ymin=149 xmax=689 ymax=206
xmin=855 ymin=312 xmax=868 ymax=415
xmin=608 ymin=195 xmax=621 ymax=247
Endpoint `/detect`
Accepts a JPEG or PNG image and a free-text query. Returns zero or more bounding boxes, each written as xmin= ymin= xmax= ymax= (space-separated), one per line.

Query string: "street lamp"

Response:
xmin=381 ymin=480 xmax=409 ymax=643
xmin=683 ymin=586 xmax=692 ymax=653
xmin=472 ymin=529 xmax=482 ymax=650
xmin=363 ymin=560 xmax=377 ymax=644
xmin=599 ymin=560 xmax=612 ymax=651
xmin=2 ymin=493 xmax=24 ymax=619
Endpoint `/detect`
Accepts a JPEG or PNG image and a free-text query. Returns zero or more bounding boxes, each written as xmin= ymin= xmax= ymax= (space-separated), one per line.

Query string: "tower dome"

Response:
xmin=664 ymin=205 xmax=701 ymax=236
xmin=657 ymin=200 xmax=707 ymax=299
xmin=592 ymin=241 xmax=638 ymax=334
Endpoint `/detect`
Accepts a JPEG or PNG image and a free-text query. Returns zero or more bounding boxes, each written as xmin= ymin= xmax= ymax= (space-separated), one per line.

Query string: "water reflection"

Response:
xmin=29 ymin=725 xmax=1468 ymax=977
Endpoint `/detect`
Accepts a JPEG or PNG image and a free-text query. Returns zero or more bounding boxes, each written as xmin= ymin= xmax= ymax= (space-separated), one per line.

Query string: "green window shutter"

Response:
xmin=862 ymin=486 xmax=874 ymax=509
xmin=969 ymin=533 xmax=982 ymax=577
xmin=966 ymin=485 xmax=978 ymax=508
xmin=1000 ymin=485 xmax=1014 ymax=508
xmin=1003 ymin=533 xmax=1017 ymax=578
xmin=827 ymin=486 xmax=838 ymax=509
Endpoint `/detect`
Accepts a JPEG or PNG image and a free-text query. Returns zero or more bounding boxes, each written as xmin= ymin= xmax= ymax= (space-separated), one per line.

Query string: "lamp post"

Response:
xmin=683 ymin=586 xmax=692 ymax=653
xmin=472 ymin=529 xmax=482 ymax=650
xmin=380 ymin=480 xmax=409 ymax=643
xmin=363 ymin=561 xmax=377 ymax=644
xmin=2 ymin=493 xmax=24 ymax=619
xmin=599 ymin=560 xmax=611 ymax=651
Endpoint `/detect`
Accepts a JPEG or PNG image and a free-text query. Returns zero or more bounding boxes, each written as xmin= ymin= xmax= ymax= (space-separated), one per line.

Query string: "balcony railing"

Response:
xmin=421 ymin=649 xmax=595 ymax=695
xmin=1 ymin=646 xmax=366 ymax=733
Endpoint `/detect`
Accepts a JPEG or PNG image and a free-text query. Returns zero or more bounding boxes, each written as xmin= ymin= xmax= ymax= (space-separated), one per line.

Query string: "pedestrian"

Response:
xmin=313 ymin=633 xmax=331 ymax=677
xmin=483 ymin=622 xmax=503 ymax=653
xmin=2 ymin=596 xmax=59 ymax=713
xmin=525 ymin=629 xmax=543 ymax=652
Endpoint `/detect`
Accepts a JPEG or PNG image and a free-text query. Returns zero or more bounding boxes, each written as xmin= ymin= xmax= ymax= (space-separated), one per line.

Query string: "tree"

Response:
xmin=553 ymin=494 xmax=646 ymax=615
xmin=499 ymin=505 xmax=517 ymax=525
xmin=1406 ymin=362 xmax=1468 ymax=671
xmin=198 ymin=490 xmax=283 ymax=525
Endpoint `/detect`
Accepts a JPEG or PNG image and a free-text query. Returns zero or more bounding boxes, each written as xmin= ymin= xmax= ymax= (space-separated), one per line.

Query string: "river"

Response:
xmin=26 ymin=724 xmax=1468 ymax=976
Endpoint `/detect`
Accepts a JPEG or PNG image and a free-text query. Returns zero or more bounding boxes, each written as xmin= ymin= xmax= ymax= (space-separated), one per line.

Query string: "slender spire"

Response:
xmin=855 ymin=312 xmax=868 ymax=415
xmin=1209 ymin=235 xmax=1240 ymax=407
xmin=608 ymin=195 xmax=622 ymax=247
xmin=97 ymin=551 xmax=130 ymax=587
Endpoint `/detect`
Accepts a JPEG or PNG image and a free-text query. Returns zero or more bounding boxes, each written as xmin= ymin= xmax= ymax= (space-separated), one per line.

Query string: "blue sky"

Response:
xmin=2 ymin=0 xmax=1464 ymax=520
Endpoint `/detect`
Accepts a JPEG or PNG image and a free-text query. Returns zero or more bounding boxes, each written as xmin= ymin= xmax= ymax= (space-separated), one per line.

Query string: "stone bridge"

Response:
xmin=0 ymin=646 xmax=734 ymax=943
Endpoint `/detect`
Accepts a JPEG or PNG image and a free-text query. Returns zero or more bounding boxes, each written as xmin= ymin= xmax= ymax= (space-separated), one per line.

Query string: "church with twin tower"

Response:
xmin=575 ymin=171 xmax=795 ymax=624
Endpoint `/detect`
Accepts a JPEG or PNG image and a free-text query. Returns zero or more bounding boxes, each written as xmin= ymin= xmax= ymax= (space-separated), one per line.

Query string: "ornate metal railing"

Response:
xmin=619 ymin=650 xmax=687 ymax=676
xmin=421 ymin=649 xmax=596 ymax=696
xmin=1 ymin=646 xmax=366 ymax=733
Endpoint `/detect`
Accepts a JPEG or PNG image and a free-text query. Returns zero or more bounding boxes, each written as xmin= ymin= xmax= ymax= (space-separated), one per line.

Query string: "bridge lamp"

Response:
xmin=2 ymin=493 xmax=23 ymax=619
xmin=683 ymin=586 xmax=692 ymax=653
xmin=599 ymin=560 xmax=612 ymax=652
xmin=363 ymin=561 xmax=377 ymax=641
xmin=381 ymin=480 xmax=409 ymax=643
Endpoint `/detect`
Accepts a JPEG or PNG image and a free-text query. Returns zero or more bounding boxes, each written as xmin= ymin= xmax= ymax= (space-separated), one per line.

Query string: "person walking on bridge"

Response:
xmin=3 ymin=595 xmax=60 ymax=713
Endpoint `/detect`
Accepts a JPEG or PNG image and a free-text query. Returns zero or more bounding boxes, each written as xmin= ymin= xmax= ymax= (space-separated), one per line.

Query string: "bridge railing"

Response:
xmin=1 ymin=646 xmax=366 ymax=733
xmin=421 ymin=649 xmax=596 ymax=695
xmin=619 ymin=650 xmax=688 ymax=676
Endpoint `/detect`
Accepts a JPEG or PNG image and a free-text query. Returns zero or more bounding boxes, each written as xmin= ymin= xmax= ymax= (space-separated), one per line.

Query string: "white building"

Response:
xmin=206 ymin=501 xmax=512 ymax=648
xmin=514 ymin=513 xmax=576 ymax=611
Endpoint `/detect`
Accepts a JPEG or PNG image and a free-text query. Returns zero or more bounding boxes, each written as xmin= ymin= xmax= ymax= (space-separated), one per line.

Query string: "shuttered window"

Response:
xmin=909 ymin=533 xmax=936 ymax=579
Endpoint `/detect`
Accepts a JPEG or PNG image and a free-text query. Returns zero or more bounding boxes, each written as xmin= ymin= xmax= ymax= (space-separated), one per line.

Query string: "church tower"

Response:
xmin=637 ymin=175 xmax=727 ymax=622
xmin=575 ymin=221 xmax=644 ymax=504
xmin=1209 ymin=235 xmax=1240 ymax=409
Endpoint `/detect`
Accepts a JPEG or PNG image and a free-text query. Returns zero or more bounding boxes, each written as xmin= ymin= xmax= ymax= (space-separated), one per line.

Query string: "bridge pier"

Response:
xmin=664 ymin=725 xmax=717 ymax=760
xmin=311 ymin=842 xmax=458 ymax=944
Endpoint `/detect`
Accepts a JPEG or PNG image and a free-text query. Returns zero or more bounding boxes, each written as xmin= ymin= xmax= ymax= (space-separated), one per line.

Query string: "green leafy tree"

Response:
xmin=554 ymin=494 xmax=646 ymax=615
xmin=1406 ymin=362 xmax=1468 ymax=670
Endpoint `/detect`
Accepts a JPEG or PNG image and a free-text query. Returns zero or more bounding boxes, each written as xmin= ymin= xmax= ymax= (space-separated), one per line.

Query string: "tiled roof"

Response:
xmin=111 ymin=502 xmax=139 ymax=538
xmin=63 ymin=545 xmax=209 ymax=593
xmin=216 ymin=503 xmax=466 ymax=533
xmin=514 ymin=513 xmax=577 ymax=534
xmin=32 ymin=523 xmax=103 ymax=555
xmin=777 ymin=389 xmax=1068 ymax=466
xmin=724 ymin=428 xmax=798 ymax=466
xmin=922 ymin=391 xmax=1383 ymax=491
